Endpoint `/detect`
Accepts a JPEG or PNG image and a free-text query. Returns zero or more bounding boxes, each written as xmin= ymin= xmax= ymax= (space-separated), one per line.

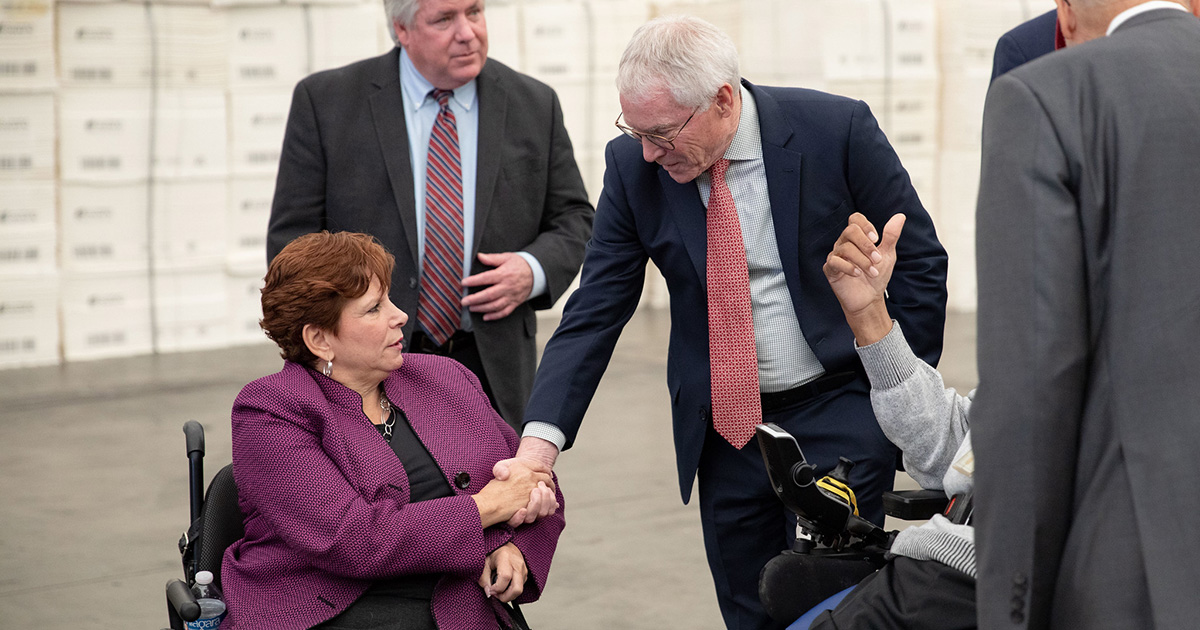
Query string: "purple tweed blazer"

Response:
xmin=221 ymin=354 xmax=565 ymax=630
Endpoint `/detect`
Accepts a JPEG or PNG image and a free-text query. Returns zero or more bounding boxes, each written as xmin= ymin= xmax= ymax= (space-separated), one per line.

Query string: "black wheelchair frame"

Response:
xmin=754 ymin=422 xmax=954 ymax=623
xmin=163 ymin=420 xmax=243 ymax=630
xmin=161 ymin=420 xmax=535 ymax=630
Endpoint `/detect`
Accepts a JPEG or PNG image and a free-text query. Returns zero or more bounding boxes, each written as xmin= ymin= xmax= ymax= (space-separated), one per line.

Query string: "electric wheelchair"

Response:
xmin=754 ymin=422 xmax=970 ymax=628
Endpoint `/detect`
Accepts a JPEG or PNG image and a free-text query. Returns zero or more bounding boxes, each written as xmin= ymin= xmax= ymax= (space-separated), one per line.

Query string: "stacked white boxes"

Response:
xmin=484 ymin=0 xmax=522 ymax=72
xmin=936 ymin=0 xmax=1038 ymax=310
xmin=226 ymin=5 xmax=301 ymax=346
xmin=225 ymin=171 xmax=273 ymax=344
xmin=57 ymin=2 xmax=233 ymax=358
xmin=0 ymin=0 xmax=1054 ymax=369
xmin=883 ymin=0 xmax=939 ymax=221
xmin=1 ymin=0 xmax=58 ymax=366
xmin=57 ymin=4 xmax=138 ymax=360
xmin=307 ymin=3 xmax=390 ymax=73
xmin=0 ymin=0 xmax=56 ymax=90
xmin=0 ymin=182 xmax=59 ymax=368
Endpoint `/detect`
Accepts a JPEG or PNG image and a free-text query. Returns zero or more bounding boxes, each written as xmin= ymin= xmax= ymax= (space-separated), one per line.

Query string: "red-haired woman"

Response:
xmin=221 ymin=231 xmax=563 ymax=630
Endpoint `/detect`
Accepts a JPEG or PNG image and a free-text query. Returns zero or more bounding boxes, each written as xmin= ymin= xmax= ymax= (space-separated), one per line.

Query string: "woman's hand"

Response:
xmin=494 ymin=454 xmax=560 ymax=526
xmin=472 ymin=460 xmax=554 ymax=528
xmin=480 ymin=542 xmax=527 ymax=602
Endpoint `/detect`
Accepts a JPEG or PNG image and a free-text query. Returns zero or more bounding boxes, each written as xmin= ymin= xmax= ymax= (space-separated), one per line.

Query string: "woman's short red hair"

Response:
xmin=260 ymin=231 xmax=395 ymax=366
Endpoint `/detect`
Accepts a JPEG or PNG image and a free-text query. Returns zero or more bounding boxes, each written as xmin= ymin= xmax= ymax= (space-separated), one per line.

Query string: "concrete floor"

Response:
xmin=0 ymin=307 xmax=977 ymax=629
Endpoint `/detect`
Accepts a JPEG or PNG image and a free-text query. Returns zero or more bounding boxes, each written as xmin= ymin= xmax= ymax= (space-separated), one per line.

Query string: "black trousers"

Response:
xmin=809 ymin=557 xmax=976 ymax=630
xmin=697 ymin=378 xmax=894 ymax=630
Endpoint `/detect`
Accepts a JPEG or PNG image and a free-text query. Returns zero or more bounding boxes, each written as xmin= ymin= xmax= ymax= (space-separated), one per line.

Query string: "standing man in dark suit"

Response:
xmin=266 ymin=0 xmax=594 ymax=430
xmin=974 ymin=1 xmax=1200 ymax=628
xmin=990 ymin=9 xmax=1063 ymax=83
xmin=507 ymin=16 xmax=947 ymax=629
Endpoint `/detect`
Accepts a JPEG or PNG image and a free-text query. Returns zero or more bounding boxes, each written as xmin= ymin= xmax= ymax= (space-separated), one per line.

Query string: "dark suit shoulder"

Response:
xmin=296 ymin=48 xmax=400 ymax=93
xmin=479 ymin=57 xmax=558 ymax=100
xmin=755 ymin=83 xmax=859 ymax=108
xmin=991 ymin=10 xmax=1057 ymax=82
xmin=751 ymin=82 xmax=872 ymax=139
xmin=1002 ymin=10 xmax=1057 ymax=59
xmin=1009 ymin=9 xmax=1197 ymax=87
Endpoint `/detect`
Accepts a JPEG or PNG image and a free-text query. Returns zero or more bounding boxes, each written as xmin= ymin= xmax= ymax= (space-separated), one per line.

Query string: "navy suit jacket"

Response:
xmin=525 ymin=81 xmax=948 ymax=501
xmin=991 ymin=9 xmax=1059 ymax=83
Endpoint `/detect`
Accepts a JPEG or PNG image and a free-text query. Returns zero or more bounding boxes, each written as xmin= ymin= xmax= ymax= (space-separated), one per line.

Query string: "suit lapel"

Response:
xmin=473 ymin=63 xmax=507 ymax=258
xmin=749 ymin=83 xmax=805 ymax=301
xmin=668 ymin=83 xmax=806 ymax=291
xmin=662 ymin=169 xmax=708 ymax=283
xmin=368 ymin=49 xmax=420 ymax=266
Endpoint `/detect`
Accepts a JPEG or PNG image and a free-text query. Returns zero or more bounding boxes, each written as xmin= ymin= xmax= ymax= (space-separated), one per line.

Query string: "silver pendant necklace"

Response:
xmin=379 ymin=391 xmax=395 ymax=442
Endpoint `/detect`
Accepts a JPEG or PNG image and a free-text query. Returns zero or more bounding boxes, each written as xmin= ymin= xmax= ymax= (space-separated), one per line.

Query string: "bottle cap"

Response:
xmin=195 ymin=570 xmax=214 ymax=585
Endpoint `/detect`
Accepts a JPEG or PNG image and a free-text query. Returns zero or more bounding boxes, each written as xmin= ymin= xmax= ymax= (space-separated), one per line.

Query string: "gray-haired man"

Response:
xmin=509 ymin=15 xmax=948 ymax=629
xmin=267 ymin=0 xmax=594 ymax=430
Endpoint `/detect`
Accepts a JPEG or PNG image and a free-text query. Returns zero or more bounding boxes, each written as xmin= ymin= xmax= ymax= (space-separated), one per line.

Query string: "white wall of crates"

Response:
xmin=0 ymin=0 xmax=1051 ymax=369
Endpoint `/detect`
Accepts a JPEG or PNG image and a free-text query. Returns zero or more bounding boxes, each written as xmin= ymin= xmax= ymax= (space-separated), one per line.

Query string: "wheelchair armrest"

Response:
xmin=883 ymin=489 xmax=949 ymax=521
xmin=166 ymin=578 xmax=200 ymax=625
xmin=758 ymin=549 xmax=883 ymax=623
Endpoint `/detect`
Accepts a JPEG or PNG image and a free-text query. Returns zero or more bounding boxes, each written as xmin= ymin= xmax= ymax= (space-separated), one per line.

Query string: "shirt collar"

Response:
xmin=399 ymin=47 xmax=477 ymax=112
xmin=1107 ymin=1 xmax=1187 ymax=35
xmin=723 ymin=84 xmax=762 ymax=162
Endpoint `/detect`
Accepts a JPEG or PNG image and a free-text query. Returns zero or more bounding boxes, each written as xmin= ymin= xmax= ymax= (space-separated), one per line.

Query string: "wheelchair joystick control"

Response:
xmin=829 ymin=457 xmax=855 ymax=485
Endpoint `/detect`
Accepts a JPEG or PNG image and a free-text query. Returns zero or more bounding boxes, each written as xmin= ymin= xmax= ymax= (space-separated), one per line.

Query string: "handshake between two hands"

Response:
xmin=472 ymin=439 xmax=560 ymax=602
xmin=473 ymin=436 xmax=562 ymax=530
xmin=491 ymin=456 xmax=559 ymax=528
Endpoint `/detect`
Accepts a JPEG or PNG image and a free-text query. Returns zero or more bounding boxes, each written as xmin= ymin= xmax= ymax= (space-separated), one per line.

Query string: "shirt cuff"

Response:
xmin=516 ymin=251 xmax=547 ymax=300
xmin=854 ymin=321 xmax=921 ymax=389
xmin=521 ymin=421 xmax=567 ymax=452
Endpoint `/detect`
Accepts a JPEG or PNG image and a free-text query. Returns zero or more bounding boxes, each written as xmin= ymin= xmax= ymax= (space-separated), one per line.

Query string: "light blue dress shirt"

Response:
xmin=399 ymin=50 xmax=547 ymax=332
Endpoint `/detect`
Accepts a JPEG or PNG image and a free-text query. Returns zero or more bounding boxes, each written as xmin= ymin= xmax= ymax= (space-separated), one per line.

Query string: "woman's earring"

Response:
xmin=322 ymin=359 xmax=333 ymax=377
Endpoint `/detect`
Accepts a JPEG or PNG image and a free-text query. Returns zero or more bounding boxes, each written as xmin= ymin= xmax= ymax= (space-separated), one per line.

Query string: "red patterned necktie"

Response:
xmin=419 ymin=89 xmax=464 ymax=346
xmin=706 ymin=158 xmax=762 ymax=448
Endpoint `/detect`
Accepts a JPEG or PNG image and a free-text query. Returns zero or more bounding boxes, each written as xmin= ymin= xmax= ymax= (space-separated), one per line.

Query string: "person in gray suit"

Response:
xmin=974 ymin=1 xmax=1200 ymax=628
xmin=267 ymin=0 xmax=594 ymax=430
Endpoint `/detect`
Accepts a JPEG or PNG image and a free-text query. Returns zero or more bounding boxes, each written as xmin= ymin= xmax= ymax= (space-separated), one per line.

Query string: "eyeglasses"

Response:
xmin=614 ymin=106 xmax=700 ymax=150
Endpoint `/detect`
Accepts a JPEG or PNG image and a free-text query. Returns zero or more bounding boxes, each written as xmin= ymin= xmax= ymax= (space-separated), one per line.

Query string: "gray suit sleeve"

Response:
xmin=972 ymin=73 xmax=1089 ymax=630
xmin=266 ymin=80 xmax=328 ymax=265
xmin=520 ymin=89 xmax=594 ymax=310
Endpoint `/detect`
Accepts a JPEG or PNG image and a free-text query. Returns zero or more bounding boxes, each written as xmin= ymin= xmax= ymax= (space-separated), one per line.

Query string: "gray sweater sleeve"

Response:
xmin=855 ymin=323 xmax=973 ymax=490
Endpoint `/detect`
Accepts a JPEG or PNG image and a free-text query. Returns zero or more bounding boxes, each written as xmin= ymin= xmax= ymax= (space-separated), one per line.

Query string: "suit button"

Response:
xmin=454 ymin=472 xmax=470 ymax=489
xmin=1013 ymin=572 xmax=1028 ymax=587
xmin=1010 ymin=610 xmax=1025 ymax=624
xmin=409 ymin=277 xmax=418 ymax=289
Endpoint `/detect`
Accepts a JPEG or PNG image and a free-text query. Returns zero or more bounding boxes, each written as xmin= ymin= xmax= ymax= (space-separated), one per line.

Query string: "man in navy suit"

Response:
xmin=507 ymin=15 xmax=947 ymax=629
xmin=991 ymin=9 xmax=1063 ymax=83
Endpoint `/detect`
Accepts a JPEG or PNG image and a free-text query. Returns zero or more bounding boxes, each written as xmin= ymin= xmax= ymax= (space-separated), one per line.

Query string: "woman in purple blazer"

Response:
xmin=221 ymin=231 xmax=565 ymax=630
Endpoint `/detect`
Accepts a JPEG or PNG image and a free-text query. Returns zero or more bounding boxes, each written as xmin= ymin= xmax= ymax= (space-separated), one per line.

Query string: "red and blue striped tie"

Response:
xmin=419 ymin=89 xmax=464 ymax=346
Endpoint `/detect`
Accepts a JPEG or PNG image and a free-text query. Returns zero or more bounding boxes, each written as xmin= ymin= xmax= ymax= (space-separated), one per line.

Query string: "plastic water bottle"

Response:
xmin=185 ymin=570 xmax=227 ymax=629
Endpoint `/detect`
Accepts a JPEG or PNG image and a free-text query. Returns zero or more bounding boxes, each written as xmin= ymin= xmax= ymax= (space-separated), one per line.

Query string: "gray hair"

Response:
xmin=616 ymin=15 xmax=740 ymax=110
xmin=383 ymin=0 xmax=422 ymax=44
